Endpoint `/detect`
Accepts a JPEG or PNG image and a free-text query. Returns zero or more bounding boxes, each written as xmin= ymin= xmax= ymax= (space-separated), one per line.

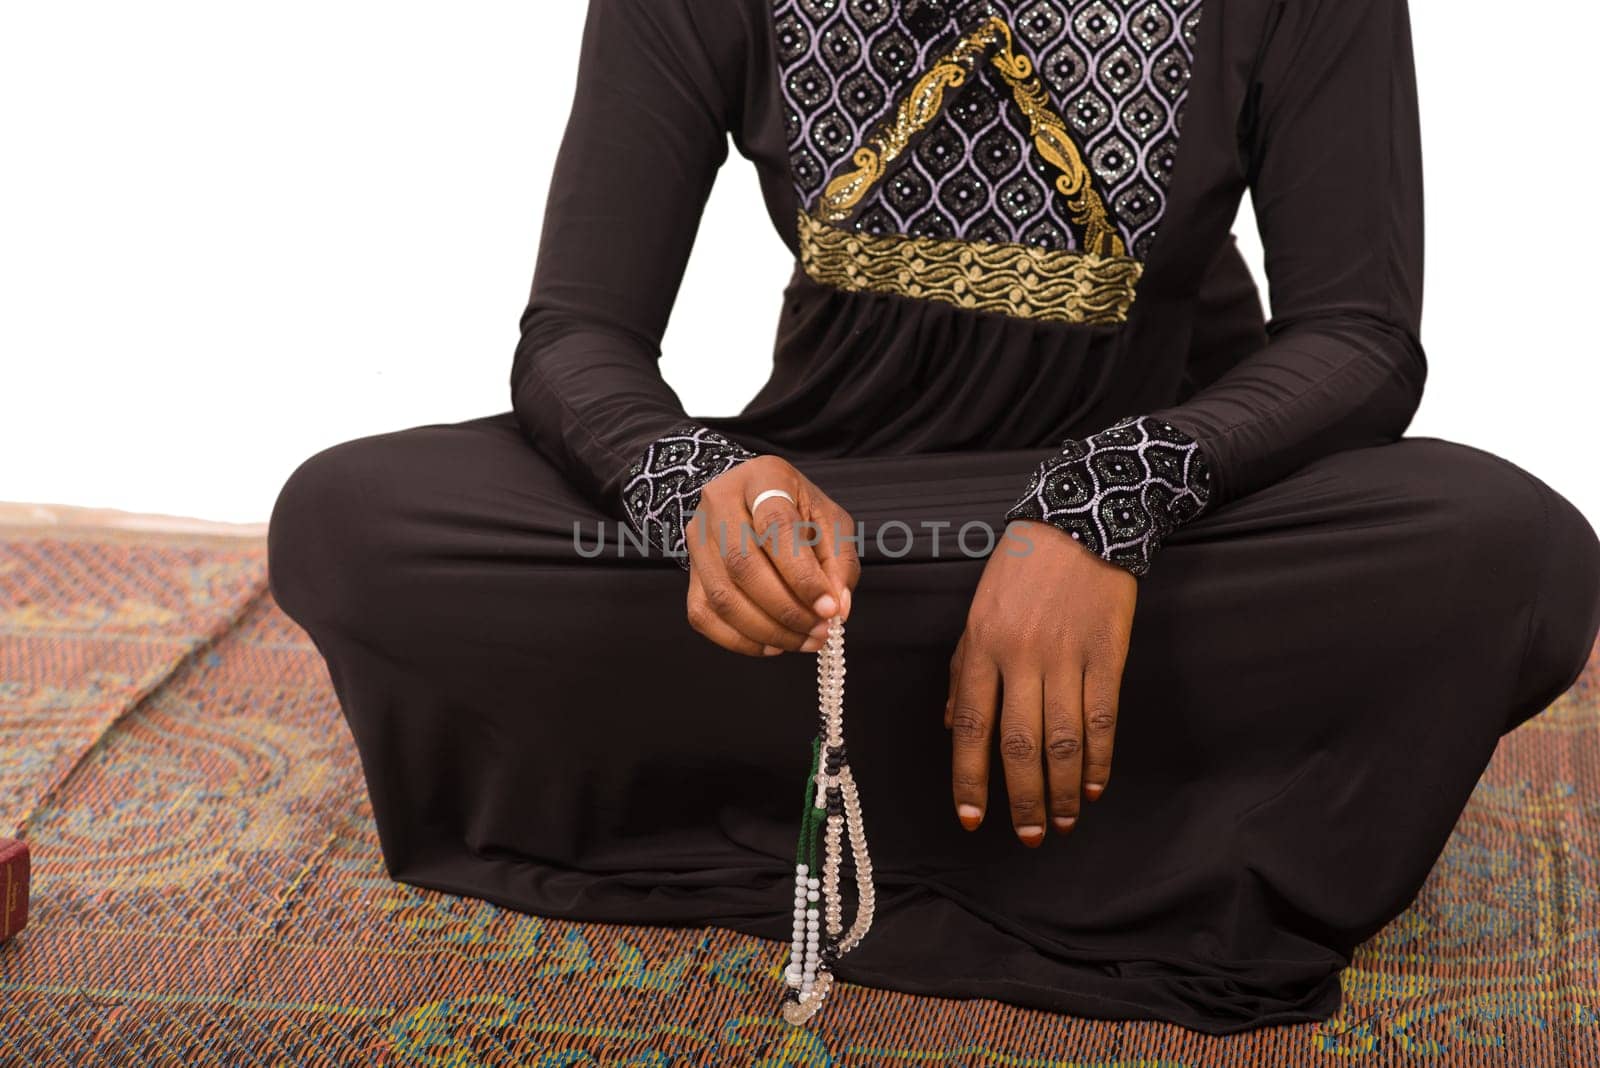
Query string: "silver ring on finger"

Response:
xmin=750 ymin=488 xmax=796 ymax=513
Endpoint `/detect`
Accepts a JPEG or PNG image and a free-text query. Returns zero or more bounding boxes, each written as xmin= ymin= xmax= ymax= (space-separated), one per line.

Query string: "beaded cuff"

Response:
xmin=1005 ymin=415 xmax=1212 ymax=577
xmin=620 ymin=424 xmax=757 ymax=565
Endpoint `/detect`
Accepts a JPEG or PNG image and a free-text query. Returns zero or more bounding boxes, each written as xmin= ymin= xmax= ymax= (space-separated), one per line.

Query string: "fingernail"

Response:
xmin=813 ymin=594 xmax=838 ymax=617
xmin=957 ymin=804 xmax=983 ymax=830
xmin=810 ymin=621 xmax=831 ymax=639
xmin=1052 ymin=816 xmax=1077 ymax=833
xmin=1085 ymin=783 xmax=1105 ymax=800
xmin=840 ymin=588 xmax=852 ymax=620
xmin=1017 ymin=825 xmax=1045 ymax=846
xmin=763 ymin=645 xmax=783 ymax=656
xmin=801 ymin=637 xmax=823 ymax=653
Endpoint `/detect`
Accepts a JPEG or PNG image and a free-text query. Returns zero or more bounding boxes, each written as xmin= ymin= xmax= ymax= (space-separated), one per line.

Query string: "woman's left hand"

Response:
xmin=945 ymin=520 xmax=1136 ymax=847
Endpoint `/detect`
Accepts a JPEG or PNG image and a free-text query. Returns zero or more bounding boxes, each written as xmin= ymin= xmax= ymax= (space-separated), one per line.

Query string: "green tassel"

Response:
xmin=795 ymin=734 xmax=822 ymax=872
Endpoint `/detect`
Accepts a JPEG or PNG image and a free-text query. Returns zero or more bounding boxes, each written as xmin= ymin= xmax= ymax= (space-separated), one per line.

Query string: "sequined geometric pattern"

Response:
xmin=776 ymin=0 xmax=1203 ymax=259
xmin=2 ymin=528 xmax=1599 ymax=1063
xmin=621 ymin=424 xmax=757 ymax=565
xmin=1005 ymin=413 xmax=1210 ymax=575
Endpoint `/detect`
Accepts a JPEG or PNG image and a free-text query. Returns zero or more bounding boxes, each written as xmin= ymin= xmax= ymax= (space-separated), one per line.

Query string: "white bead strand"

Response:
xmin=785 ymin=861 xmax=809 ymax=991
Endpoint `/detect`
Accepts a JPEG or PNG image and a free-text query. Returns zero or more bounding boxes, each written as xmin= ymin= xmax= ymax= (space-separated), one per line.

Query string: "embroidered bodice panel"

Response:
xmin=775 ymin=0 xmax=1203 ymax=323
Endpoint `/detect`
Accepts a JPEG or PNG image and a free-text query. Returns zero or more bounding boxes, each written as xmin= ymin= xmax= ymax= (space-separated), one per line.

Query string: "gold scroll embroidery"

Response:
xmin=814 ymin=16 xmax=1124 ymax=258
xmin=798 ymin=210 xmax=1142 ymax=324
xmin=816 ymin=20 xmax=1006 ymax=224
xmin=986 ymin=19 xmax=1124 ymax=258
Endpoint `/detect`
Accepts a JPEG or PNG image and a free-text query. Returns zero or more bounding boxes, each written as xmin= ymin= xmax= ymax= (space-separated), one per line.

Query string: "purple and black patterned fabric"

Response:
xmin=775 ymin=0 xmax=1201 ymax=256
xmin=621 ymin=424 xmax=758 ymax=564
xmin=1005 ymin=414 xmax=1210 ymax=575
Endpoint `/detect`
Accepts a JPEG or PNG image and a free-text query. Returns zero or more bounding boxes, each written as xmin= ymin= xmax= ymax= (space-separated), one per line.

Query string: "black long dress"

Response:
xmin=265 ymin=0 xmax=1600 ymax=1033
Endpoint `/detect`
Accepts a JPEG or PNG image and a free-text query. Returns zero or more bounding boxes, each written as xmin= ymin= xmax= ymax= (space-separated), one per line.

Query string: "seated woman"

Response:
xmin=266 ymin=0 xmax=1600 ymax=1034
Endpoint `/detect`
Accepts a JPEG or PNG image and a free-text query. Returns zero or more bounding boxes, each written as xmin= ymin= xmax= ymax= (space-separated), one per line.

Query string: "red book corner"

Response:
xmin=1 ymin=838 xmax=29 ymax=943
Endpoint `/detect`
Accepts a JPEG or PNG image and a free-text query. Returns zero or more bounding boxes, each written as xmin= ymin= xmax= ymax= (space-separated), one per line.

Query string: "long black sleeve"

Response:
xmin=510 ymin=0 xmax=742 ymax=511
xmin=1151 ymin=0 xmax=1427 ymax=504
xmin=1008 ymin=0 xmax=1427 ymax=574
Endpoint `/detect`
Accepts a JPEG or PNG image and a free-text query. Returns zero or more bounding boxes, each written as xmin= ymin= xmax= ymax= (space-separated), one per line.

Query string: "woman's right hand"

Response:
xmin=685 ymin=455 xmax=860 ymax=656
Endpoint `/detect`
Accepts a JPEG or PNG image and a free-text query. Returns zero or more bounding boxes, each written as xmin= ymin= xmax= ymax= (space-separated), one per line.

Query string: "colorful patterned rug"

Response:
xmin=1 ymin=526 xmax=1597 ymax=1066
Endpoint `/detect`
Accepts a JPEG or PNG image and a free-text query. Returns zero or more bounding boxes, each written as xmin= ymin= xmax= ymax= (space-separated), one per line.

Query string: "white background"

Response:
xmin=3 ymin=2 xmax=1596 ymax=525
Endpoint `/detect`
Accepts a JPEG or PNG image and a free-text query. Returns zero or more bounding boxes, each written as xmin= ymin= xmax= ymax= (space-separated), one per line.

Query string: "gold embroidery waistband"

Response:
xmin=797 ymin=211 xmax=1143 ymax=325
